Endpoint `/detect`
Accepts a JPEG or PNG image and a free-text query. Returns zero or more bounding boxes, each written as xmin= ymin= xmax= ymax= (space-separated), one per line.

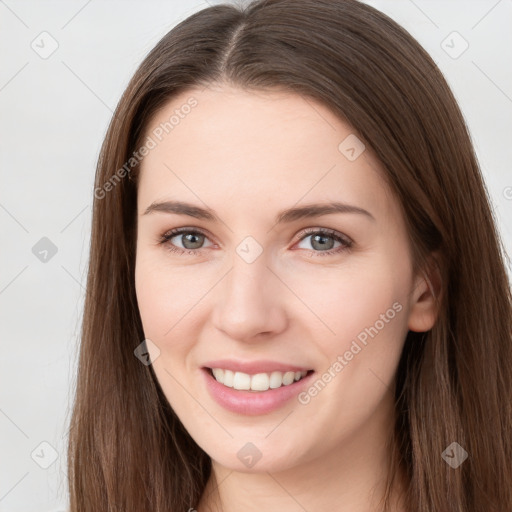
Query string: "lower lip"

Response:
xmin=202 ymin=368 xmax=314 ymax=416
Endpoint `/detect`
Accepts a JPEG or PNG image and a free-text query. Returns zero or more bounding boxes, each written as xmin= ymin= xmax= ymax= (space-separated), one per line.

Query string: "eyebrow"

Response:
xmin=143 ymin=200 xmax=375 ymax=224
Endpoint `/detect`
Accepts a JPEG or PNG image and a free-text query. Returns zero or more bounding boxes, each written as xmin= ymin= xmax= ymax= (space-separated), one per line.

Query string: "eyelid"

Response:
xmin=160 ymin=226 xmax=351 ymax=244
xmin=160 ymin=226 xmax=216 ymax=246
xmin=294 ymin=226 xmax=353 ymax=245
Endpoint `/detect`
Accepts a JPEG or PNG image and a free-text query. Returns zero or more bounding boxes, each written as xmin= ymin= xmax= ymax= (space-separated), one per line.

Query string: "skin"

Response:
xmin=134 ymin=84 xmax=439 ymax=511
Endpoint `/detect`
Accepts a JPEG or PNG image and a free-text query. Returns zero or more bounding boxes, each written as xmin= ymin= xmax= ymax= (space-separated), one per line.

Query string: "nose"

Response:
xmin=211 ymin=254 xmax=288 ymax=342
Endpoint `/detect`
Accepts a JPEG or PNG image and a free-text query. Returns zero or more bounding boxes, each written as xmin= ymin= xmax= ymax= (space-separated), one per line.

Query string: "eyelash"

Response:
xmin=157 ymin=226 xmax=353 ymax=257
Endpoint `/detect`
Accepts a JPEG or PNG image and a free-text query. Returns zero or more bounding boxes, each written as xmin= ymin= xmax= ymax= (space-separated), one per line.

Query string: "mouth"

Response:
xmin=201 ymin=364 xmax=316 ymax=415
xmin=204 ymin=367 xmax=315 ymax=392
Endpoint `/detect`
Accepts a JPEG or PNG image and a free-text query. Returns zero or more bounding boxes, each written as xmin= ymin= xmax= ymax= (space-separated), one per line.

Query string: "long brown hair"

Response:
xmin=67 ymin=0 xmax=512 ymax=510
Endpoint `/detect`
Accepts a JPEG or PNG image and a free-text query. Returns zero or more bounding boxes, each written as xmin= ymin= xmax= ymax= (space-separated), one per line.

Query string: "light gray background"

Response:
xmin=1 ymin=0 xmax=511 ymax=510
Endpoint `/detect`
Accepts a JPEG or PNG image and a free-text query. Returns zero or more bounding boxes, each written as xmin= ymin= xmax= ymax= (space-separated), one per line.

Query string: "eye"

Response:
xmin=294 ymin=228 xmax=353 ymax=257
xmin=158 ymin=226 xmax=353 ymax=257
xmin=158 ymin=227 xmax=214 ymax=255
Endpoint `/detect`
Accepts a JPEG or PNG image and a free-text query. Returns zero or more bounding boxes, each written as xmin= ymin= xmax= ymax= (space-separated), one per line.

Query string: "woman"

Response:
xmin=67 ymin=0 xmax=512 ymax=510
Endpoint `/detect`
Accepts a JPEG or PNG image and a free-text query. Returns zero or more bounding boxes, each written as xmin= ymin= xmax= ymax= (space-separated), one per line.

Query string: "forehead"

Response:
xmin=137 ymin=84 xmax=394 ymax=221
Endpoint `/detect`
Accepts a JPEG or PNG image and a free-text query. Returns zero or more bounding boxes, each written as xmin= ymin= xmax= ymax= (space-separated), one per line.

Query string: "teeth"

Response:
xmin=210 ymin=368 xmax=309 ymax=391
xmin=269 ymin=371 xmax=283 ymax=389
xmin=251 ymin=373 xmax=269 ymax=391
xmin=233 ymin=371 xmax=251 ymax=390
xmin=223 ymin=369 xmax=234 ymax=387
xmin=282 ymin=371 xmax=295 ymax=385
xmin=212 ymin=368 xmax=224 ymax=381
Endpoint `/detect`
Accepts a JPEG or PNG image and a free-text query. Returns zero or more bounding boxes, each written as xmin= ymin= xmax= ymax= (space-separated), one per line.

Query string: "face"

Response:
xmin=134 ymin=84 xmax=436 ymax=473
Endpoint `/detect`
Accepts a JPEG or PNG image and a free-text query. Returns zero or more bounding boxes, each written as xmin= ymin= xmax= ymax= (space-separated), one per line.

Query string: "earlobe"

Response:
xmin=407 ymin=253 xmax=442 ymax=333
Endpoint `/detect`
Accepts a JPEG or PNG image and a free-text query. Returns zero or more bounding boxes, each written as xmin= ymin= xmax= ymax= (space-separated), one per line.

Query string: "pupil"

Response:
xmin=312 ymin=234 xmax=334 ymax=251
xmin=183 ymin=233 xmax=203 ymax=249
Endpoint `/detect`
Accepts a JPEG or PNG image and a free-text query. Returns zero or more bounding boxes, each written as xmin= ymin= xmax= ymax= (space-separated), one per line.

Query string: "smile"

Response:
xmin=209 ymin=368 xmax=311 ymax=392
xmin=201 ymin=359 xmax=315 ymax=415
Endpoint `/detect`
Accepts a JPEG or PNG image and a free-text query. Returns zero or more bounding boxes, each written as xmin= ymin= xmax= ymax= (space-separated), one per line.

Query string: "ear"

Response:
xmin=407 ymin=252 xmax=442 ymax=333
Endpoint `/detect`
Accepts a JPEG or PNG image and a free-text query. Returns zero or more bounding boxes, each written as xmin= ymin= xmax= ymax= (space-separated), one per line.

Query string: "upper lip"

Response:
xmin=202 ymin=359 xmax=313 ymax=375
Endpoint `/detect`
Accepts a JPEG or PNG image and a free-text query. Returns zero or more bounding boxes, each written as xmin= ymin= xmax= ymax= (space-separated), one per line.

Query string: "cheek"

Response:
xmin=135 ymin=257 xmax=170 ymax=339
xmin=135 ymin=256 xmax=222 ymax=440
xmin=284 ymin=253 xmax=410 ymax=349
xmin=288 ymin=257 xmax=410 ymax=442
xmin=134 ymin=253 xmax=215 ymax=359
